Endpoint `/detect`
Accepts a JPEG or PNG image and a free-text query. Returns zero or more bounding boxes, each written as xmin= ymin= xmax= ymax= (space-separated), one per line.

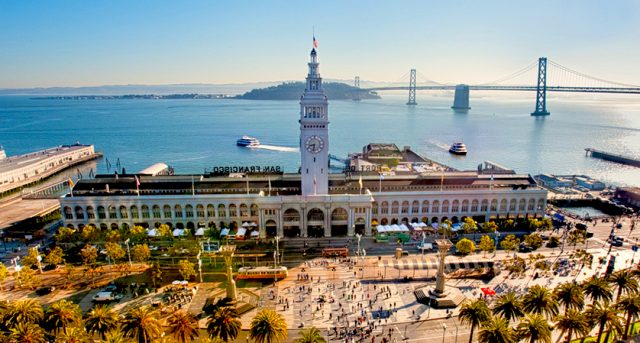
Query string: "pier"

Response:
xmin=585 ymin=148 xmax=640 ymax=168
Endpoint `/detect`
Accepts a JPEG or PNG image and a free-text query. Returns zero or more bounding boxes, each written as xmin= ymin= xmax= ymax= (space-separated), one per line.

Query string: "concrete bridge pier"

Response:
xmin=451 ymin=84 xmax=470 ymax=110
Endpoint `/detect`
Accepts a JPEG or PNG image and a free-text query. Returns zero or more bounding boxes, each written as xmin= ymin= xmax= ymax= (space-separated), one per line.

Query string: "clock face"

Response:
xmin=305 ymin=135 xmax=324 ymax=154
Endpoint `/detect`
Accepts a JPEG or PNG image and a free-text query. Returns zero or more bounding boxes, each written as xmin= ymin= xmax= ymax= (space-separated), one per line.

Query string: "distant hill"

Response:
xmin=235 ymin=82 xmax=380 ymax=100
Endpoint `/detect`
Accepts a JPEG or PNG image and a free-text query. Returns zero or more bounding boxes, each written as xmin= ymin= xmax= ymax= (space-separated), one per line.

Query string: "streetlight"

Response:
xmin=441 ymin=323 xmax=447 ymax=343
xmin=124 ymin=238 xmax=132 ymax=269
xmin=197 ymin=251 xmax=203 ymax=283
xmin=356 ymin=233 xmax=362 ymax=260
xmin=34 ymin=244 xmax=43 ymax=274
xmin=274 ymin=236 xmax=280 ymax=266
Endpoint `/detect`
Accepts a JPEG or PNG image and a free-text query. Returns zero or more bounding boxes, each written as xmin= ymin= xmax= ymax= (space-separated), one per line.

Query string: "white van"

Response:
xmin=92 ymin=291 xmax=122 ymax=302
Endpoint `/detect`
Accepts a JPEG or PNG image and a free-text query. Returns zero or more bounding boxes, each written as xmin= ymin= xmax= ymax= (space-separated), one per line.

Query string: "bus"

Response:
xmin=235 ymin=266 xmax=288 ymax=280
xmin=322 ymin=247 xmax=349 ymax=258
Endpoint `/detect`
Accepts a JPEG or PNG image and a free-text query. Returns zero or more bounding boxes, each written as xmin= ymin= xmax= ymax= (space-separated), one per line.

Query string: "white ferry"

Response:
xmin=449 ymin=142 xmax=467 ymax=155
xmin=236 ymin=136 xmax=260 ymax=147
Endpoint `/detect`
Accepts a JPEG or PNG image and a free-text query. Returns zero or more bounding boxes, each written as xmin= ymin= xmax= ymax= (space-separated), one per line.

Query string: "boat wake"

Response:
xmin=254 ymin=144 xmax=299 ymax=152
xmin=427 ymin=139 xmax=451 ymax=151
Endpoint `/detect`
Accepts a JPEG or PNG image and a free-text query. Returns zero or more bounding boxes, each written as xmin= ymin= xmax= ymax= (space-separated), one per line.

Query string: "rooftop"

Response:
xmin=0 ymin=143 xmax=93 ymax=174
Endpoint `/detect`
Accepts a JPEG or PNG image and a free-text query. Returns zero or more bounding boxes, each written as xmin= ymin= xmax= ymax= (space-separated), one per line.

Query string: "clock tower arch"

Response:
xmin=300 ymin=47 xmax=329 ymax=196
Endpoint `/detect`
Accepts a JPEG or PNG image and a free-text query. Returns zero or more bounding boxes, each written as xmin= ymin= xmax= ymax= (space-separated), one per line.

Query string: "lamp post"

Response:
xmin=356 ymin=233 xmax=362 ymax=260
xmin=124 ymin=238 xmax=132 ymax=269
xmin=34 ymin=244 xmax=43 ymax=274
xmin=441 ymin=323 xmax=447 ymax=343
xmin=197 ymin=252 xmax=203 ymax=283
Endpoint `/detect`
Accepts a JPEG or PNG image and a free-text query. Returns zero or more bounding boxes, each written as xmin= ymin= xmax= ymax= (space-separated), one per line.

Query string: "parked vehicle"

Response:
xmin=92 ymin=291 xmax=123 ymax=303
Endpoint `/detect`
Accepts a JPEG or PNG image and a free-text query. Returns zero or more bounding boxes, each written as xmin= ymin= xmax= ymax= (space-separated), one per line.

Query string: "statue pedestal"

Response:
xmin=414 ymin=238 xmax=465 ymax=309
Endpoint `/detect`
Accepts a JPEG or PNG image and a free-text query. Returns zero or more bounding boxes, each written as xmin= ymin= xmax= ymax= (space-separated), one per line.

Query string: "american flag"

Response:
xmin=313 ymin=36 xmax=318 ymax=48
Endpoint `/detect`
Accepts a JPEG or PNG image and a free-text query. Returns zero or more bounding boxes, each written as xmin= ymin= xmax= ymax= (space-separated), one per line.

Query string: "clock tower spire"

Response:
xmin=300 ymin=45 xmax=329 ymax=196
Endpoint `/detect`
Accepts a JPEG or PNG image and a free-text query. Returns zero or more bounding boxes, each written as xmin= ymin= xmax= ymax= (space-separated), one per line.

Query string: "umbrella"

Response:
xmin=251 ymin=230 xmax=260 ymax=236
xmin=180 ymin=280 xmax=189 ymax=285
xmin=241 ymin=222 xmax=250 ymax=227
xmin=481 ymin=287 xmax=496 ymax=296
xmin=195 ymin=228 xmax=205 ymax=236
xmin=172 ymin=280 xmax=180 ymax=285
xmin=250 ymin=222 xmax=257 ymax=227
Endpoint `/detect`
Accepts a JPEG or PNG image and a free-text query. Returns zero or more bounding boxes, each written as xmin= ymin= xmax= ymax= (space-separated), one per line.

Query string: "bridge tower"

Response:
xmin=353 ymin=76 xmax=361 ymax=101
xmin=531 ymin=57 xmax=550 ymax=116
xmin=407 ymin=69 xmax=417 ymax=105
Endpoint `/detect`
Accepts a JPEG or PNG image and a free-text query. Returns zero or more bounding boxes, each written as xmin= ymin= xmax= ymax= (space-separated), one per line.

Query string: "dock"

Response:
xmin=585 ymin=148 xmax=640 ymax=168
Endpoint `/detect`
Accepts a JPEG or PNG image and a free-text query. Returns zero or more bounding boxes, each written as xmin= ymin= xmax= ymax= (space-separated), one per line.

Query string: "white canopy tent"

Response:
xmin=250 ymin=230 xmax=259 ymax=237
xmin=220 ymin=228 xmax=230 ymax=236
xmin=172 ymin=229 xmax=185 ymax=237
xmin=195 ymin=228 xmax=205 ymax=236
xmin=236 ymin=228 xmax=247 ymax=237
xmin=147 ymin=228 xmax=158 ymax=237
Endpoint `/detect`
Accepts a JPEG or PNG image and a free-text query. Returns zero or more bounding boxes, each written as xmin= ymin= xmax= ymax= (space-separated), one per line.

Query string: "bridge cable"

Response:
xmin=473 ymin=60 xmax=538 ymax=86
xmin=548 ymin=60 xmax=640 ymax=88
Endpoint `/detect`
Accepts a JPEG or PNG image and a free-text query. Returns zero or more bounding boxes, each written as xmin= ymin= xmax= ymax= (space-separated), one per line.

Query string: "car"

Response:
xmin=575 ymin=223 xmax=587 ymax=230
xmin=35 ymin=286 xmax=55 ymax=296
xmin=519 ymin=243 xmax=533 ymax=253
xmin=612 ymin=240 xmax=623 ymax=247
xmin=92 ymin=291 xmax=123 ymax=302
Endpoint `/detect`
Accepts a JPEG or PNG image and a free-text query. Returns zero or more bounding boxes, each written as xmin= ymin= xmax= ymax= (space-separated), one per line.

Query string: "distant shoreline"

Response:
xmin=31 ymin=94 xmax=230 ymax=100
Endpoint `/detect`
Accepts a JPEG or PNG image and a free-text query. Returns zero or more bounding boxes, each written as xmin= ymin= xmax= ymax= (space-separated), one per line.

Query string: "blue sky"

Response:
xmin=0 ymin=0 xmax=638 ymax=88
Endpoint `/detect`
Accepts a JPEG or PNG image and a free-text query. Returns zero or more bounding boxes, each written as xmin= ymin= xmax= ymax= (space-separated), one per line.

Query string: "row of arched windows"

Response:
xmin=371 ymin=198 xmax=544 ymax=215
xmin=64 ymin=203 xmax=260 ymax=221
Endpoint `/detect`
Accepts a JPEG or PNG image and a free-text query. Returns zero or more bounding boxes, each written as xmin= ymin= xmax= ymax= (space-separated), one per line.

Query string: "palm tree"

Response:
xmin=207 ymin=306 xmax=241 ymax=342
xmin=101 ymin=330 xmax=131 ymax=343
xmin=249 ymin=309 xmax=288 ymax=343
xmin=54 ymin=326 xmax=92 ymax=343
xmin=85 ymin=305 xmax=120 ymax=339
xmin=587 ymin=301 xmax=623 ymax=343
xmin=459 ymin=298 xmax=491 ymax=343
xmin=42 ymin=299 xmax=82 ymax=334
xmin=516 ymin=313 xmax=552 ymax=343
xmin=492 ymin=291 xmax=524 ymax=322
xmin=555 ymin=309 xmax=590 ymax=343
xmin=4 ymin=299 xmax=44 ymax=329
xmin=295 ymin=327 xmax=327 ymax=343
xmin=167 ymin=310 xmax=199 ymax=343
xmin=554 ymin=282 xmax=584 ymax=314
xmin=617 ymin=294 xmax=640 ymax=340
xmin=582 ymin=275 xmax=613 ymax=304
xmin=478 ymin=315 xmax=515 ymax=343
xmin=9 ymin=322 xmax=47 ymax=343
xmin=609 ymin=270 xmax=638 ymax=300
xmin=522 ymin=285 xmax=559 ymax=319
xmin=121 ymin=306 xmax=161 ymax=343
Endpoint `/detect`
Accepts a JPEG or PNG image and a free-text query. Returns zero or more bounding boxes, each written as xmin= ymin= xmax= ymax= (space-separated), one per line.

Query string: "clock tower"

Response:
xmin=300 ymin=47 xmax=329 ymax=196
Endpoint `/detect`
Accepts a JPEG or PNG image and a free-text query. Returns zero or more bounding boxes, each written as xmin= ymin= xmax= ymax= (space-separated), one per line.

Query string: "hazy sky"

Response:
xmin=1 ymin=0 xmax=639 ymax=88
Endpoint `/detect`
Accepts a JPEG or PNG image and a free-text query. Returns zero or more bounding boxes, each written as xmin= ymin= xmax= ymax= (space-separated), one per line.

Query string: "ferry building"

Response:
xmin=59 ymin=47 xmax=547 ymax=238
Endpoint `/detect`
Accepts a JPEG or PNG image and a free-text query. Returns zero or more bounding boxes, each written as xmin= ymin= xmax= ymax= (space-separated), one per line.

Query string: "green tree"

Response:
xmin=492 ymin=291 xmax=524 ymax=322
xmin=587 ymin=301 xmax=623 ymax=343
xmin=478 ymin=315 xmax=516 ymax=343
xmin=15 ymin=266 xmax=41 ymax=290
xmin=482 ymin=221 xmax=498 ymax=233
xmin=105 ymin=230 xmax=121 ymax=243
xmin=546 ymin=236 xmax=560 ymax=248
xmin=44 ymin=246 xmax=65 ymax=267
xmin=500 ymin=235 xmax=520 ymax=255
xmin=617 ymin=294 xmax=640 ymax=340
xmin=84 ymin=305 xmax=119 ymax=339
xmin=55 ymin=227 xmax=77 ymax=243
xmin=81 ymin=225 xmax=101 ymax=242
xmin=456 ymin=238 xmax=476 ymax=255
xmin=249 ymin=309 xmax=288 ymax=343
xmin=462 ymin=217 xmax=477 ymax=235
xmin=178 ymin=260 xmax=196 ymax=281
xmin=55 ymin=326 xmax=92 ymax=343
xmin=21 ymin=247 xmax=41 ymax=269
xmin=524 ymin=233 xmax=543 ymax=250
xmin=131 ymin=244 xmax=151 ymax=264
xmin=42 ymin=299 xmax=82 ymax=335
xmin=150 ymin=263 xmax=163 ymax=288
xmin=478 ymin=235 xmax=496 ymax=256
xmin=105 ymin=242 xmax=126 ymax=265
xmin=522 ymin=285 xmax=559 ymax=319
xmin=555 ymin=309 xmax=590 ymax=343
xmin=567 ymin=229 xmax=586 ymax=248
xmin=582 ymin=275 xmax=613 ymax=304
xmin=157 ymin=224 xmax=172 ymax=239
xmin=121 ymin=306 xmax=161 ymax=343
xmin=459 ymin=298 xmax=491 ymax=343
xmin=4 ymin=299 xmax=44 ymax=329
xmin=167 ymin=310 xmax=199 ymax=343
xmin=554 ymin=282 xmax=584 ymax=314
xmin=101 ymin=330 xmax=130 ymax=343
xmin=516 ymin=313 xmax=552 ymax=343
xmin=609 ymin=270 xmax=638 ymax=301
xmin=0 ymin=262 xmax=8 ymax=290
xmin=81 ymin=244 xmax=98 ymax=267
xmin=437 ymin=219 xmax=454 ymax=238
xmin=128 ymin=225 xmax=147 ymax=243
xmin=294 ymin=327 xmax=326 ymax=343
xmin=9 ymin=322 xmax=47 ymax=343
xmin=207 ymin=306 xmax=240 ymax=342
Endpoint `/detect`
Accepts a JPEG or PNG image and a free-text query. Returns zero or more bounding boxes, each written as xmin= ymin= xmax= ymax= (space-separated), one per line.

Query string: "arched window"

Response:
xmin=185 ymin=205 xmax=193 ymax=218
xmin=308 ymin=208 xmax=324 ymax=221
xmin=64 ymin=206 xmax=73 ymax=220
xmin=97 ymin=206 xmax=106 ymax=219
xmin=509 ymin=199 xmax=517 ymax=212
xmin=490 ymin=199 xmax=498 ymax=212
xmin=451 ymin=200 xmax=459 ymax=212
xmin=86 ymin=206 xmax=95 ymax=220
xmin=441 ymin=200 xmax=450 ymax=213
xmin=240 ymin=204 xmax=249 ymax=217
xmin=481 ymin=200 xmax=489 ymax=212
xmin=207 ymin=204 xmax=215 ymax=217
xmin=109 ymin=206 xmax=117 ymax=219
xmin=422 ymin=200 xmax=429 ymax=213
xmin=401 ymin=201 xmax=409 ymax=214
xmin=381 ymin=201 xmax=389 ymax=214
xmin=372 ymin=202 xmax=378 ymax=215
xmin=537 ymin=199 xmax=545 ymax=211
xmin=218 ymin=204 xmax=226 ymax=217
xmin=75 ymin=206 xmax=85 ymax=220
xmin=196 ymin=205 xmax=205 ymax=218
xmin=163 ymin=205 xmax=172 ymax=218
xmin=471 ymin=200 xmax=479 ymax=212
xmin=141 ymin=205 xmax=150 ymax=219
xmin=250 ymin=204 xmax=259 ymax=217
xmin=432 ymin=200 xmax=440 ymax=213
xmin=229 ymin=204 xmax=237 ymax=217
xmin=174 ymin=205 xmax=183 ymax=218
xmin=519 ymin=199 xmax=526 ymax=211
xmin=461 ymin=200 xmax=469 ymax=212
xmin=119 ymin=206 xmax=128 ymax=219
xmin=130 ymin=205 xmax=139 ymax=219
xmin=499 ymin=199 xmax=508 ymax=212
xmin=331 ymin=208 xmax=348 ymax=221
xmin=528 ymin=198 xmax=536 ymax=211
xmin=391 ymin=201 xmax=399 ymax=214
xmin=411 ymin=201 xmax=419 ymax=214
xmin=152 ymin=205 xmax=161 ymax=218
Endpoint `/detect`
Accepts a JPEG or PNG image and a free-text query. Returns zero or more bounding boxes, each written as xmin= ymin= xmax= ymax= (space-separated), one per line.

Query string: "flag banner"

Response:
xmin=313 ymin=36 xmax=318 ymax=48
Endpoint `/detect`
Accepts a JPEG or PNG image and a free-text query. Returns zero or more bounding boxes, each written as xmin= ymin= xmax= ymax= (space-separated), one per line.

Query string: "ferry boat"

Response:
xmin=449 ymin=142 xmax=467 ymax=155
xmin=236 ymin=136 xmax=260 ymax=147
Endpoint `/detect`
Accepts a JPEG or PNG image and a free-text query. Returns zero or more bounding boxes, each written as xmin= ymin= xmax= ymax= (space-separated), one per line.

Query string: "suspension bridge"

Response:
xmin=353 ymin=57 xmax=640 ymax=116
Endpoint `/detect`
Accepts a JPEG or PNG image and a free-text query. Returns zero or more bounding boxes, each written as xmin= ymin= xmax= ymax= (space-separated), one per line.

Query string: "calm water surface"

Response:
xmin=1 ymin=93 xmax=639 ymax=186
